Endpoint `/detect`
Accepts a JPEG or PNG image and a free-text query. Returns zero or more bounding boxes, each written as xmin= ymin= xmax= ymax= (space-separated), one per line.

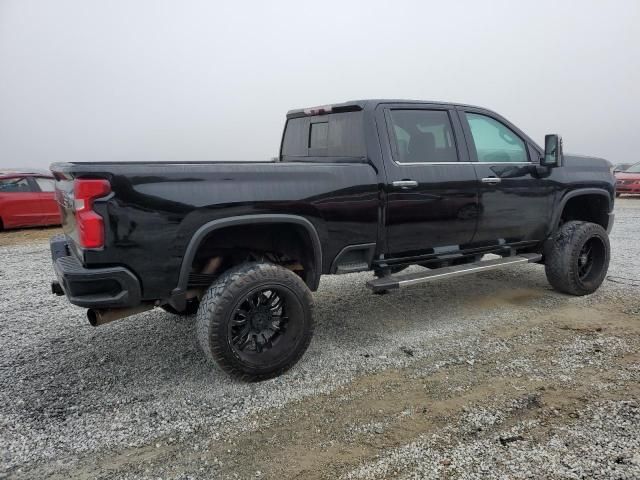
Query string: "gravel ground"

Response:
xmin=0 ymin=226 xmax=61 ymax=247
xmin=1 ymin=199 xmax=639 ymax=479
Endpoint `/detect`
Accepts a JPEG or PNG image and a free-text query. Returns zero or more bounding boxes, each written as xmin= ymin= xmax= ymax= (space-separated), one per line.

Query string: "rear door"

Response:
xmin=379 ymin=104 xmax=479 ymax=257
xmin=457 ymin=108 xmax=552 ymax=244
xmin=0 ymin=176 xmax=43 ymax=228
xmin=32 ymin=177 xmax=61 ymax=225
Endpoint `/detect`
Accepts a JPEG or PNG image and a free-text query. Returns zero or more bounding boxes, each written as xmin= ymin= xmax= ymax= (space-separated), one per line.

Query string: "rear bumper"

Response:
xmin=50 ymin=235 xmax=141 ymax=308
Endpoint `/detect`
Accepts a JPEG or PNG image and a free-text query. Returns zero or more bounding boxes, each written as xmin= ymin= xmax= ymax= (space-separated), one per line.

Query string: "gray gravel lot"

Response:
xmin=1 ymin=199 xmax=639 ymax=479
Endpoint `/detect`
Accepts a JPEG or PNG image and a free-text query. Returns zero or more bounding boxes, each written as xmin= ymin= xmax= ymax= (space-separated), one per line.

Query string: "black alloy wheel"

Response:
xmin=228 ymin=286 xmax=297 ymax=360
xmin=576 ymin=237 xmax=606 ymax=282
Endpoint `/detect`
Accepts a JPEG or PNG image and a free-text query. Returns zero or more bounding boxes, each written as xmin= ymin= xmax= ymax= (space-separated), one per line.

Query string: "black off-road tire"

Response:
xmin=196 ymin=262 xmax=314 ymax=381
xmin=544 ymin=221 xmax=610 ymax=296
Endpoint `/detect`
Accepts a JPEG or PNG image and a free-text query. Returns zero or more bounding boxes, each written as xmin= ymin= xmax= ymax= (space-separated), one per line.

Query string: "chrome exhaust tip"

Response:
xmin=87 ymin=303 xmax=154 ymax=327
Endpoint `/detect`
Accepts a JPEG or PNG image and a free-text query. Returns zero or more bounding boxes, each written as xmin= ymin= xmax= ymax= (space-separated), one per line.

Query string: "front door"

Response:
xmin=380 ymin=106 xmax=479 ymax=257
xmin=458 ymin=109 xmax=553 ymax=244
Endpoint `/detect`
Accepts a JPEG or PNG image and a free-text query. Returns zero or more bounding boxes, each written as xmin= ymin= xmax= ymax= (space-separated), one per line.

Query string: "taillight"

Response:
xmin=74 ymin=179 xmax=111 ymax=248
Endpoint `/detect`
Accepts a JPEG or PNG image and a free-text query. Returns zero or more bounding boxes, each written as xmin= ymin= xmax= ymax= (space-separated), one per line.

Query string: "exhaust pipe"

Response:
xmin=87 ymin=303 xmax=154 ymax=327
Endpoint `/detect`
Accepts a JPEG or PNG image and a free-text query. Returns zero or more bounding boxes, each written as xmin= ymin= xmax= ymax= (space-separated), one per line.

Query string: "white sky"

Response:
xmin=0 ymin=0 xmax=638 ymax=169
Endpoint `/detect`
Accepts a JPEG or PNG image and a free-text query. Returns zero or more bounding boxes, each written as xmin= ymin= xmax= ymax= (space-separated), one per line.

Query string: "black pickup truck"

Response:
xmin=50 ymin=99 xmax=615 ymax=381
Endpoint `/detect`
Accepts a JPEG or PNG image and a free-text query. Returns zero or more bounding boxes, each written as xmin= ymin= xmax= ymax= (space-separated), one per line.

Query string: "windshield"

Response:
xmin=625 ymin=162 xmax=640 ymax=173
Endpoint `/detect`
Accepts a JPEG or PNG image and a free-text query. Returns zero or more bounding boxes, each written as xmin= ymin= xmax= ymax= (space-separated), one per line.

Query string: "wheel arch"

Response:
xmin=172 ymin=214 xmax=323 ymax=307
xmin=550 ymin=188 xmax=613 ymax=235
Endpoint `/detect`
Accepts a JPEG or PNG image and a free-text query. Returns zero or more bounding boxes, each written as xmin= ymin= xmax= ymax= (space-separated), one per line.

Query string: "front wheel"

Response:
xmin=196 ymin=262 xmax=314 ymax=381
xmin=544 ymin=221 xmax=610 ymax=296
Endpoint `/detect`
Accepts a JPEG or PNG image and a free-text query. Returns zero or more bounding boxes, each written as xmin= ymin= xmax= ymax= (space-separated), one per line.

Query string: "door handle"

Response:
xmin=392 ymin=180 xmax=418 ymax=189
xmin=481 ymin=177 xmax=501 ymax=185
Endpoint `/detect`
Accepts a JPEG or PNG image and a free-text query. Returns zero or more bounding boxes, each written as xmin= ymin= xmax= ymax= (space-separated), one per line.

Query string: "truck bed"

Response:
xmin=50 ymin=159 xmax=380 ymax=301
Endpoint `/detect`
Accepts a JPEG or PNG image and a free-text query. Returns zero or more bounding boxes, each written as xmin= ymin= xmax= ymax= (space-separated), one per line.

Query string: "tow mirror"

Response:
xmin=541 ymin=134 xmax=563 ymax=167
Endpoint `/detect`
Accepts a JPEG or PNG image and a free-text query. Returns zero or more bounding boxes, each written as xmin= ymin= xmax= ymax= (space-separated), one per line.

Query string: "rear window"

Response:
xmin=309 ymin=122 xmax=329 ymax=150
xmin=281 ymin=112 xmax=366 ymax=160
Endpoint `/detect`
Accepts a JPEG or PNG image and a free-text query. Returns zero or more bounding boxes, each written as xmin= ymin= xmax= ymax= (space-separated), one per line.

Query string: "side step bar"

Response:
xmin=367 ymin=253 xmax=542 ymax=293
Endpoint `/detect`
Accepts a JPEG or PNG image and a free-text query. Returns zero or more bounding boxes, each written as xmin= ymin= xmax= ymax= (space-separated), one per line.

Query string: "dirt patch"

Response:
xmin=33 ymin=297 xmax=640 ymax=480
xmin=0 ymin=226 xmax=61 ymax=247
xmin=466 ymin=287 xmax=546 ymax=310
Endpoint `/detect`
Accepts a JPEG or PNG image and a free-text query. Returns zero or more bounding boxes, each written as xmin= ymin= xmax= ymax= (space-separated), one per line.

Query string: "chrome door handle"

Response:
xmin=392 ymin=180 xmax=418 ymax=189
xmin=481 ymin=177 xmax=501 ymax=185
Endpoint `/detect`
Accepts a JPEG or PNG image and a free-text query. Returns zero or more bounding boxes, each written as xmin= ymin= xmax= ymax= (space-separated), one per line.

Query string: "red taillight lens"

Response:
xmin=74 ymin=179 xmax=111 ymax=248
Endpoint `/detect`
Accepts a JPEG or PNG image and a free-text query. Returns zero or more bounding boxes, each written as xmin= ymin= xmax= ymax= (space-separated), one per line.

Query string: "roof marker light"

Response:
xmin=303 ymin=105 xmax=333 ymax=116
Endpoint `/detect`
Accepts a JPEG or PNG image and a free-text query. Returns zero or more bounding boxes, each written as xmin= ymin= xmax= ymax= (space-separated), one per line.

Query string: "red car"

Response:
xmin=616 ymin=162 xmax=640 ymax=197
xmin=0 ymin=172 xmax=61 ymax=230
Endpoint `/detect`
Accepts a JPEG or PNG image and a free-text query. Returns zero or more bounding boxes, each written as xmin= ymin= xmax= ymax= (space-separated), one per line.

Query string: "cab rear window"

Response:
xmin=281 ymin=112 xmax=366 ymax=160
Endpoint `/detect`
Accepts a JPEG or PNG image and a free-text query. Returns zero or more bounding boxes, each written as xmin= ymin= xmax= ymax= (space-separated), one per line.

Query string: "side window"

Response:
xmin=0 ymin=177 xmax=31 ymax=192
xmin=465 ymin=113 xmax=528 ymax=163
xmin=388 ymin=110 xmax=458 ymax=163
xmin=35 ymin=177 xmax=55 ymax=192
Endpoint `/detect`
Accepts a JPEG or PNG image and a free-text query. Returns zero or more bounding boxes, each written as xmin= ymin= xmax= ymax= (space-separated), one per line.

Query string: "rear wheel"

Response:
xmin=196 ymin=262 xmax=314 ymax=381
xmin=544 ymin=221 xmax=610 ymax=296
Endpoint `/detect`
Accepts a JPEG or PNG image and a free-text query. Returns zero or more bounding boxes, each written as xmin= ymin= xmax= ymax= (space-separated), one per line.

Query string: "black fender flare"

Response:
xmin=549 ymin=188 xmax=612 ymax=235
xmin=170 ymin=214 xmax=323 ymax=309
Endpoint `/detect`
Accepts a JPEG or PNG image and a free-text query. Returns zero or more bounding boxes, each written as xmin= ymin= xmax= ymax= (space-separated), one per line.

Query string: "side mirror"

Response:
xmin=541 ymin=134 xmax=563 ymax=167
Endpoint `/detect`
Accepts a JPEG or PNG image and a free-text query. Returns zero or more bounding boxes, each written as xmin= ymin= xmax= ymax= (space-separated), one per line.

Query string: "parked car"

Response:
xmin=49 ymin=99 xmax=615 ymax=381
xmin=0 ymin=172 xmax=60 ymax=230
xmin=615 ymin=161 xmax=640 ymax=196
xmin=612 ymin=163 xmax=632 ymax=172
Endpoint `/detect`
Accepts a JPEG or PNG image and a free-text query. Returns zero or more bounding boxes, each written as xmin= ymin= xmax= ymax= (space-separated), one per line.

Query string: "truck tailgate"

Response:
xmin=52 ymin=174 xmax=79 ymax=245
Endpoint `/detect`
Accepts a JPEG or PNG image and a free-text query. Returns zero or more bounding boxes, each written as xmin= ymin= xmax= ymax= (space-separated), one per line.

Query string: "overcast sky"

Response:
xmin=0 ymin=0 xmax=638 ymax=170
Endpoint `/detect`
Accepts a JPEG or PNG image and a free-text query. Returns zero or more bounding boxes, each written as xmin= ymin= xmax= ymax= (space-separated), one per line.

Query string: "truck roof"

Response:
xmin=286 ymin=99 xmax=486 ymax=118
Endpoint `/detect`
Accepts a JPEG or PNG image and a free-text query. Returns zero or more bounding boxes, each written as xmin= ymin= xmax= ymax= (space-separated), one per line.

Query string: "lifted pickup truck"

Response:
xmin=50 ymin=99 xmax=615 ymax=381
